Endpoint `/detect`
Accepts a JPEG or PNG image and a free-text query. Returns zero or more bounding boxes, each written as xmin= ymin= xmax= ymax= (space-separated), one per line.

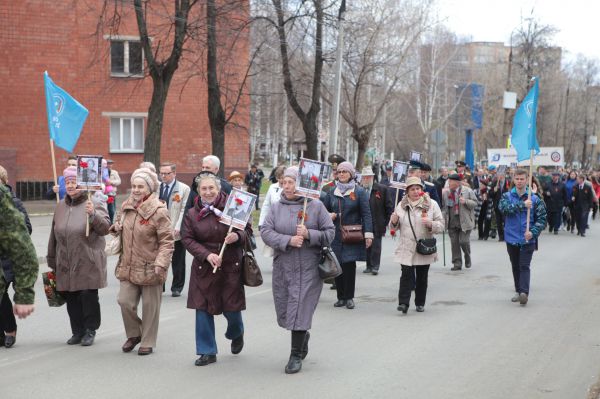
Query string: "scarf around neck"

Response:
xmin=337 ymin=180 xmax=356 ymax=195
xmin=196 ymin=191 xmax=226 ymax=220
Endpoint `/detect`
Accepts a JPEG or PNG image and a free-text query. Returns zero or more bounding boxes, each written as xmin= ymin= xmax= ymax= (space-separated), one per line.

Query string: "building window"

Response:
xmin=110 ymin=40 xmax=143 ymax=77
xmin=109 ymin=117 xmax=145 ymax=153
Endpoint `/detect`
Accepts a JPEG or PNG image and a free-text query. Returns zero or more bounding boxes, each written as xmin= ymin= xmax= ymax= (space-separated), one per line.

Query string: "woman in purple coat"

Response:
xmin=261 ymin=166 xmax=335 ymax=374
xmin=182 ymin=173 xmax=252 ymax=367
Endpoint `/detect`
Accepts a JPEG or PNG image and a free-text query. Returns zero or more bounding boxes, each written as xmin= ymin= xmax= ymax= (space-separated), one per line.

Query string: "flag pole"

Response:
xmin=525 ymin=149 xmax=534 ymax=233
xmin=49 ymin=139 xmax=59 ymax=203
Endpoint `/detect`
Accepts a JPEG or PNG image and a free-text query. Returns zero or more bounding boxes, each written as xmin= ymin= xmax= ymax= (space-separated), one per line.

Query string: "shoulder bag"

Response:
xmin=338 ymin=198 xmax=364 ymax=244
xmin=105 ymin=213 xmax=125 ymax=256
xmin=407 ymin=208 xmax=437 ymax=256
xmin=318 ymin=245 xmax=342 ymax=280
xmin=242 ymin=231 xmax=263 ymax=287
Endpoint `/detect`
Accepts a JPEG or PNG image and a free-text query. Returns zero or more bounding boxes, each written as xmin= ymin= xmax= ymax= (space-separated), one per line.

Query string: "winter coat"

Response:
xmin=545 ymin=181 xmax=568 ymax=212
xmin=260 ymin=194 xmax=335 ymax=330
xmin=499 ymin=188 xmax=547 ymax=246
xmin=47 ymin=194 xmax=110 ymax=291
xmin=322 ymin=184 xmax=374 ymax=263
xmin=572 ymin=181 xmax=596 ymax=211
xmin=1 ymin=186 xmax=32 ymax=284
xmin=258 ymin=182 xmax=282 ymax=227
xmin=389 ymin=193 xmax=444 ymax=266
xmin=182 ymin=192 xmax=252 ymax=315
xmin=368 ymin=182 xmax=392 ymax=237
xmin=564 ymin=178 xmax=577 ymax=203
xmin=474 ymin=192 xmax=493 ymax=221
xmin=114 ymin=193 xmax=174 ymax=286
xmin=441 ymin=186 xmax=477 ymax=232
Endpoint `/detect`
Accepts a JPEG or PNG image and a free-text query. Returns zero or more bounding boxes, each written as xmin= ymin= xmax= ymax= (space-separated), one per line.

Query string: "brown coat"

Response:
xmin=114 ymin=193 xmax=174 ymax=286
xmin=47 ymin=194 xmax=110 ymax=291
xmin=182 ymin=192 xmax=252 ymax=315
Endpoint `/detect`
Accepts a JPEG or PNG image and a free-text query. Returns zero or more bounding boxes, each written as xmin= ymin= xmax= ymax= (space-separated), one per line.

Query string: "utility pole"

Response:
xmin=501 ymin=39 xmax=513 ymax=148
xmin=329 ymin=0 xmax=346 ymax=156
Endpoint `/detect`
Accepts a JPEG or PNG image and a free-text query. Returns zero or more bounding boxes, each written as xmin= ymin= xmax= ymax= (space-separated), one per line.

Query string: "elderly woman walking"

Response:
xmin=47 ymin=166 xmax=110 ymax=346
xmin=261 ymin=166 xmax=335 ymax=374
xmin=112 ymin=168 xmax=174 ymax=356
xmin=322 ymin=161 xmax=373 ymax=309
xmin=182 ymin=173 xmax=252 ymax=367
xmin=389 ymin=177 xmax=444 ymax=314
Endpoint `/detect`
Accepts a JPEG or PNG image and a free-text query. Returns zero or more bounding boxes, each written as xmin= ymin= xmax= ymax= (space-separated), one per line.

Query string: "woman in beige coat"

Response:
xmin=47 ymin=166 xmax=110 ymax=346
xmin=111 ymin=168 xmax=174 ymax=355
xmin=390 ymin=176 xmax=444 ymax=314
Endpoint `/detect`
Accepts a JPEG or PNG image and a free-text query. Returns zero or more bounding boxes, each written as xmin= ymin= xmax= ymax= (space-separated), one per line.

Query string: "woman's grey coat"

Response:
xmin=261 ymin=195 xmax=335 ymax=331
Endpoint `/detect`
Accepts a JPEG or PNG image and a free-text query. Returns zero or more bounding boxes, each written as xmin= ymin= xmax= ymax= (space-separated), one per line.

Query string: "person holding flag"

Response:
xmin=499 ymin=78 xmax=547 ymax=306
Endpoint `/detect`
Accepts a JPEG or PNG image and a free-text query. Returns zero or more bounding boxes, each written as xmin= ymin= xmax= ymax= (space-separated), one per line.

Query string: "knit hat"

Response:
xmin=63 ymin=166 xmax=77 ymax=181
xmin=283 ymin=166 xmax=299 ymax=180
xmin=228 ymin=171 xmax=244 ymax=182
xmin=337 ymin=161 xmax=355 ymax=178
xmin=405 ymin=176 xmax=423 ymax=189
xmin=131 ymin=167 xmax=159 ymax=192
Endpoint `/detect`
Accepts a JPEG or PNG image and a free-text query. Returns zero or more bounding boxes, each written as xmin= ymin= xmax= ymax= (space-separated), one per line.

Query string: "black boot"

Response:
xmin=300 ymin=331 xmax=310 ymax=360
xmin=285 ymin=330 xmax=305 ymax=374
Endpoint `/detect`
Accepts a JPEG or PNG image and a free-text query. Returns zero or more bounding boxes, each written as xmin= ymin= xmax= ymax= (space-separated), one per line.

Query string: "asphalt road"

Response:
xmin=2 ymin=216 xmax=600 ymax=399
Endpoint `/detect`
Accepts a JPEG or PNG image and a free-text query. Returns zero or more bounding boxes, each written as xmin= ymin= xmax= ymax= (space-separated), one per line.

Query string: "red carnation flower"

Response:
xmin=234 ymin=197 xmax=243 ymax=206
xmin=79 ymin=161 xmax=88 ymax=168
xmin=390 ymin=229 xmax=396 ymax=236
xmin=310 ymin=175 xmax=319 ymax=183
xmin=419 ymin=191 xmax=425 ymax=197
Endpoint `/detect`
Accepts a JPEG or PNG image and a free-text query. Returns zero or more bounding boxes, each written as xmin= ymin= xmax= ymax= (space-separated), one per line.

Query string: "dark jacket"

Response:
xmin=1 ymin=185 xmax=32 ymax=283
xmin=572 ymin=182 xmax=595 ymax=212
xmin=545 ymin=180 xmax=567 ymax=212
xmin=182 ymin=192 xmax=252 ymax=315
xmin=435 ymin=176 xmax=447 ymax=202
xmin=322 ymin=184 xmax=374 ymax=263
xmin=491 ymin=177 xmax=511 ymax=209
xmin=244 ymin=169 xmax=264 ymax=194
xmin=186 ymin=173 xmax=232 ymax=211
xmin=369 ymin=182 xmax=392 ymax=237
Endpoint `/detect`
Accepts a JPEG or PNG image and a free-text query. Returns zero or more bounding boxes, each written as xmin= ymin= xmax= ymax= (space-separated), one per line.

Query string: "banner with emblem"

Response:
xmin=487 ymin=147 xmax=564 ymax=167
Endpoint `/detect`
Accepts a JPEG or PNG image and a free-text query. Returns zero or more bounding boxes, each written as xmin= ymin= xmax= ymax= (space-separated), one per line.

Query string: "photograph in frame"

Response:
xmin=219 ymin=188 xmax=257 ymax=230
xmin=410 ymin=151 xmax=422 ymax=162
xmin=76 ymin=155 xmax=103 ymax=191
xmin=497 ymin=165 xmax=507 ymax=174
xmin=296 ymin=158 xmax=331 ymax=199
xmin=390 ymin=160 xmax=409 ymax=189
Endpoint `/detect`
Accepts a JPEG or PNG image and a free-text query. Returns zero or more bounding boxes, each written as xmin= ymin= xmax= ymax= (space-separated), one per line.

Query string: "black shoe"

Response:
xmin=195 ymin=354 xmax=217 ymax=366
xmin=285 ymin=331 xmax=305 ymax=374
xmin=231 ymin=333 xmax=244 ymax=355
xmin=416 ymin=306 xmax=425 ymax=312
xmin=330 ymin=283 xmax=337 ymax=290
xmin=4 ymin=335 xmax=16 ymax=348
xmin=171 ymin=290 xmax=181 ymax=297
xmin=285 ymin=354 xmax=302 ymax=374
xmin=363 ymin=268 xmax=372 ymax=274
xmin=397 ymin=304 xmax=408 ymax=314
xmin=67 ymin=334 xmax=83 ymax=345
xmin=371 ymin=268 xmax=379 ymax=275
xmin=554 ymin=230 xmax=558 ymax=235
xmin=0 ymin=334 xmax=4 ymax=347
xmin=334 ymin=299 xmax=346 ymax=307
xmin=300 ymin=331 xmax=310 ymax=360
xmin=465 ymin=263 xmax=471 ymax=269
xmin=450 ymin=266 xmax=462 ymax=271
xmin=81 ymin=330 xmax=96 ymax=347
xmin=345 ymin=299 xmax=355 ymax=309
xmin=581 ymin=233 xmax=586 ymax=237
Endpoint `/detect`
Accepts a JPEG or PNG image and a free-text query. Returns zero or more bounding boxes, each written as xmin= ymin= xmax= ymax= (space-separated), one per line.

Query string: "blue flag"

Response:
xmin=44 ymin=71 xmax=89 ymax=152
xmin=511 ymin=78 xmax=540 ymax=162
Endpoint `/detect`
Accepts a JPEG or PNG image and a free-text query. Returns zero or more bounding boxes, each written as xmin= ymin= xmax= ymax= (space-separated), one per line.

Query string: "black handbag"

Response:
xmin=407 ymin=209 xmax=437 ymax=256
xmin=242 ymin=232 xmax=263 ymax=287
xmin=318 ymin=246 xmax=342 ymax=280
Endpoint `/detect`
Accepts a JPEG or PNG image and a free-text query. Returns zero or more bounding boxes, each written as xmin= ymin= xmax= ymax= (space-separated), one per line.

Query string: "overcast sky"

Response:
xmin=437 ymin=0 xmax=600 ymax=62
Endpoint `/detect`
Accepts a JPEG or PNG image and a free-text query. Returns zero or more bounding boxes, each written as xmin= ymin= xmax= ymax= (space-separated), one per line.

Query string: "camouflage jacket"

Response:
xmin=0 ymin=185 xmax=38 ymax=304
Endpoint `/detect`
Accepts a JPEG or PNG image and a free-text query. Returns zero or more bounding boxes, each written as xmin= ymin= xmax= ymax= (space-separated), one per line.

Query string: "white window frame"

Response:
xmin=104 ymin=112 xmax=147 ymax=153
xmin=105 ymin=35 xmax=145 ymax=78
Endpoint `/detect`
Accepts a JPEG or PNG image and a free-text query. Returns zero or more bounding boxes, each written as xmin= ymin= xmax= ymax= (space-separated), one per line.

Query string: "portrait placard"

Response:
xmin=219 ymin=188 xmax=257 ymax=230
xmin=296 ymin=158 xmax=332 ymax=199
xmin=76 ymin=155 xmax=103 ymax=191
xmin=410 ymin=151 xmax=422 ymax=162
xmin=497 ymin=165 xmax=507 ymax=174
xmin=390 ymin=160 xmax=409 ymax=189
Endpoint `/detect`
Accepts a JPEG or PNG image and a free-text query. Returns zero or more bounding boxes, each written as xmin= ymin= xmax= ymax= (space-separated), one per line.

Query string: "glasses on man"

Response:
xmin=160 ymin=172 xmax=173 ymax=176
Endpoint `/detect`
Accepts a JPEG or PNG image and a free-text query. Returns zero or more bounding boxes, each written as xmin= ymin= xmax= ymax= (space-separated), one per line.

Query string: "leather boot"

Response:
xmin=300 ymin=331 xmax=310 ymax=360
xmin=285 ymin=330 xmax=305 ymax=374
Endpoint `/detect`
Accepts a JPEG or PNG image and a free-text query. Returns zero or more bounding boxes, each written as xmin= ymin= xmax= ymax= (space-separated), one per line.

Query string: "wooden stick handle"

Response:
xmin=86 ymin=191 xmax=91 ymax=237
xmin=49 ymin=139 xmax=59 ymax=203
xmin=214 ymin=224 xmax=234 ymax=273
xmin=300 ymin=197 xmax=308 ymax=226
xmin=525 ymin=149 xmax=534 ymax=234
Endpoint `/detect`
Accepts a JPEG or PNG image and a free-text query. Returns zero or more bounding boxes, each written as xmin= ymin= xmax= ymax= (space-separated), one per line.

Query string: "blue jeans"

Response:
xmin=506 ymin=243 xmax=535 ymax=295
xmin=195 ymin=310 xmax=243 ymax=355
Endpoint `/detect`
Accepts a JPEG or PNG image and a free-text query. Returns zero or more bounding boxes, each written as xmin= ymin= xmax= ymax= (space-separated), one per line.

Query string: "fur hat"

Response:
xmin=228 ymin=171 xmax=244 ymax=182
xmin=131 ymin=167 xmax=159 ymax=192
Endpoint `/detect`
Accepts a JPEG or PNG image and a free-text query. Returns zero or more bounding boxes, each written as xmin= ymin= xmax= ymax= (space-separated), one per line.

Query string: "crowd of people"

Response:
xmin=0 ymin=153 xmax=598 ymax=375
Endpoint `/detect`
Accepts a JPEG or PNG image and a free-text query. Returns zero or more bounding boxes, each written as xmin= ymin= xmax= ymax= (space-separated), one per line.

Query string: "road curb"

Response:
xmin=30 ymin=213 xmax=54 ymax=217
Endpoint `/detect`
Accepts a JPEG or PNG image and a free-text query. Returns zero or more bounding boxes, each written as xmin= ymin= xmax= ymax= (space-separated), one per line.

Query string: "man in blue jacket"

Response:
xmin=499 ymin=169 xmax=547 ymax=306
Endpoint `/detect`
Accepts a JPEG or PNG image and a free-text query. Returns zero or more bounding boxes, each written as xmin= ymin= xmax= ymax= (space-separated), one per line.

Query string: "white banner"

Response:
xmin=487 ymin=147 xmax=564 ymax=167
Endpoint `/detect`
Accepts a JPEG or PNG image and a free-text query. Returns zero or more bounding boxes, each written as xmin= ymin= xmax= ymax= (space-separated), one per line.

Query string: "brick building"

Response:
xmin=0 ymin=1 xmax=250 ymax=199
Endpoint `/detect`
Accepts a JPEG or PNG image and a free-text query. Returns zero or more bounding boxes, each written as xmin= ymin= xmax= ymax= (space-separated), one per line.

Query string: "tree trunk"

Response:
xmin=143 ymin=78 xmax=171 ymax=166
xmin=207 ymin=0 xmax=227 ymax=174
